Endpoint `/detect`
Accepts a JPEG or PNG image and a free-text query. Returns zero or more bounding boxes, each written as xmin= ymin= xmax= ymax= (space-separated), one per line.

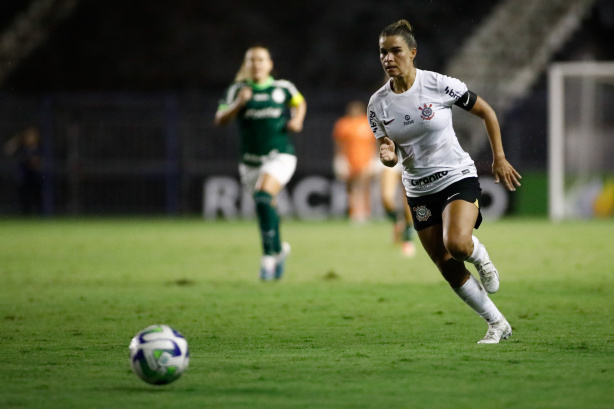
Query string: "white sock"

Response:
xmin=465 ymin=235 xmax=485 ymax=264
xmin=261 ymin=255 xmax=276 ymax=278
xmin=453 ymin=275 xmax=503 ymax=324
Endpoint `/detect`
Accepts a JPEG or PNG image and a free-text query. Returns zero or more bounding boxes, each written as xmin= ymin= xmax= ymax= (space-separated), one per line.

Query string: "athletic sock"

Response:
xmin=465 ymin=235 xmax=486 ymax=264
xmin=402 ymin=223 xmax=413 ymax=242
xmin=253 ymin=190 xmax=281 ymax=256
xmin=385 ymin=209 xmax=398 ymax=223
xmin=453 ymin=275 xmax=503 ymax=324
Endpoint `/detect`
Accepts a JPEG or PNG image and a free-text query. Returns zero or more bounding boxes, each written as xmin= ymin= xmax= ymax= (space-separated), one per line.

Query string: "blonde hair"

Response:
xmin=234 ymin=46 xmax=271 ymax=82
xmin=380 ymin=19 xmax=417 ymax=50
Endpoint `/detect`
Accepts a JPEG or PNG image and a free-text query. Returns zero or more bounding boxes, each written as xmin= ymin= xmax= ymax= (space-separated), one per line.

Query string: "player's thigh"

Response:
xmin=442 ymin=200 xmax=479 ymax=256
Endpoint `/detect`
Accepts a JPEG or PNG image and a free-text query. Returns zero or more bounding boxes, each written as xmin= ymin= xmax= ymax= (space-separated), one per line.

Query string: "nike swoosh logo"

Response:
xmin=447 ymin=193 xmax=460 ymax=200
xmin=383 ymin=119 xmax=395 ymax=125
xmin=462 ymin=93 xmax=471 ymax=106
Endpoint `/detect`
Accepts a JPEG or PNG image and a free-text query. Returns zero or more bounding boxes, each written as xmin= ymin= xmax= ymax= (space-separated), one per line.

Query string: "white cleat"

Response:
xmin=259 ymin=255 xmax=276 ymax=281
xmin=274 ymin=242 xmax=291 ymax=280
xmin=478 ymin=318 xmax=512 ymax=344
xmin=474 ymin=244 xmax=499 ymax=294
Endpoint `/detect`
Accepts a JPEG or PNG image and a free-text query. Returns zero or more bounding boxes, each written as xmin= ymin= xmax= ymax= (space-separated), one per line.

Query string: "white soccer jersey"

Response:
xmin=368 ymin=69 xmax=478 ymax=197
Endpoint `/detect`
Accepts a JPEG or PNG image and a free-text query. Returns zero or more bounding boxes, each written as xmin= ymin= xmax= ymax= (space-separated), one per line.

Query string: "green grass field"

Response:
xmin=1 ymin=217 xmax=613 ymax=409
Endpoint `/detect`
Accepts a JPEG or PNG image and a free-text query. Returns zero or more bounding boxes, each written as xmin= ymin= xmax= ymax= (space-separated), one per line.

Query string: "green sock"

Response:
xmin=402 ymin=223 xmax=414 ymax=242
xmin=385 ymin=209 xmax=398 ymax=223
xmin=253 ymin=191 xmax=281 ymax=255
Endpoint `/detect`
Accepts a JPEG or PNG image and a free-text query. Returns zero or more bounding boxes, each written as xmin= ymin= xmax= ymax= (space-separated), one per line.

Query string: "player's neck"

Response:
xmin=390 ymin=68 xmax=417 ymax=94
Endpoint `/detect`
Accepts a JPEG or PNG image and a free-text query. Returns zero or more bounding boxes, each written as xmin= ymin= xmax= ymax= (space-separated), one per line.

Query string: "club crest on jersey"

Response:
xmin=413 ymin=205 xmax=432 ymax=222
xmin=272 ymin=88 xmax=286 ymax=104
xmin=418 ymin=103 xmax=435 ymax=120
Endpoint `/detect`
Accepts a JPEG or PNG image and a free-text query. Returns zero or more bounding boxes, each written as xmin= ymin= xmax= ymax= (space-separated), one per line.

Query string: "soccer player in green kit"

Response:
xmin=215 ymin=46 xmax=307 ymax=281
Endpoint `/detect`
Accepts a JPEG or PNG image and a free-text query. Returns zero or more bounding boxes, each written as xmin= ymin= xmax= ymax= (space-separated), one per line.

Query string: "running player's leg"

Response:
xmin=254 ymin=174 xmax=281 ymax=280
xmin=351 ymin=170 xmax=371 ymax=223
xmin=443 ymin=200 xmax=499 ymax=293
xmin=417 ymin=215 xmax=510 ymax=343
xmin=380 ymin=167 xmax=402 ymax=241
xmin=401 ymin=200 xmax=416 ymax=257
xmin=255 ymin=154 xmax=296 ymax=280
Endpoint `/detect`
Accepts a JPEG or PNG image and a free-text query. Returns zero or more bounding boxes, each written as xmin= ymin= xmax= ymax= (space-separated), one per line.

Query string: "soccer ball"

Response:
xmin=129 ymin=324 xmax=189 ymax=385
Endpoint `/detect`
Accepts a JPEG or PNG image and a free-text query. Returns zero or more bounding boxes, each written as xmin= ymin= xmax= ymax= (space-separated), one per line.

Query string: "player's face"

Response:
xmin=379 ymin=36 xmax=416 ymax=78
xmin=245 ymin=48 xmax=273 ymax=82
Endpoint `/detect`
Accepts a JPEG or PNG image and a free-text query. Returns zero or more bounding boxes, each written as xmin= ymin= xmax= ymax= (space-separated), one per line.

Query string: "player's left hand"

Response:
xmin=492 ymin=157 xmax=522 ymax=191
xmin=286 ymin=117 xmax=304 ymax=133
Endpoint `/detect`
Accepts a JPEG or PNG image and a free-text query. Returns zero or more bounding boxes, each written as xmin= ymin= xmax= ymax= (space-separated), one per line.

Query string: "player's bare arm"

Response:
xmin=286 ymin=100 xmax=307 ymax=133
xmin=469 ymin=96 xmax=522 ymax=191
xmin=378 ymin=136 xmax=398 ymax=167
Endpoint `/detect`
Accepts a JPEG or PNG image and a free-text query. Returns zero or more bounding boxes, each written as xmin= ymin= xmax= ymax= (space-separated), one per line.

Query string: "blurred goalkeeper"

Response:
xmin=332 ymin=100 xmax=376 ymax=223
xmin=368 ymin=20 xmax=522 ymax=343
xmin=215 ymin=45 xmax=307 ymax=281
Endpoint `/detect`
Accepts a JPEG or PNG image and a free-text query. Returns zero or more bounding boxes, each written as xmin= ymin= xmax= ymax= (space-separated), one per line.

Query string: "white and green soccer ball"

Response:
xmin=129 ymin=324 xmax=189 ymax=385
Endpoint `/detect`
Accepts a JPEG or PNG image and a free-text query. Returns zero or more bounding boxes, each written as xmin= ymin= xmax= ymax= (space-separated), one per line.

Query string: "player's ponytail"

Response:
xmin=380 ymin=19 xmax=417 ymax=50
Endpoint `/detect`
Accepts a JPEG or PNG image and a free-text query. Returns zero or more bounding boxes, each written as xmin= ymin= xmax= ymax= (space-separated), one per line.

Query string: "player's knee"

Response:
xmin=444 ymin=236 xmax=472 ymax=260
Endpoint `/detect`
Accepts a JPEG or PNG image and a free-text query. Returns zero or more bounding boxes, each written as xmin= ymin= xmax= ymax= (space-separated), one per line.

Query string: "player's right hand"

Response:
xmin=379 ymin=137 xmax=397 ymax=166
xmin=236 ymin=87 xmax=253 ymax=106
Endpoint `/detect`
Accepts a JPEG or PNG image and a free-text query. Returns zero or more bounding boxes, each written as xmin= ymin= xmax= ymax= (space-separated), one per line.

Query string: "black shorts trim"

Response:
xmin=406 ymin=177 xmax=483 ymax=231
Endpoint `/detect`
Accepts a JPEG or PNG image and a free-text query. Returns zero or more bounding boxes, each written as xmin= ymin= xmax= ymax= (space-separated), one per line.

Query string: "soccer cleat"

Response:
xmin=402 ymin=241 xmax=416 ymax=258
xmin=477 ymin=318 xmax=512 ymax=344
xmin=274 ymin=242 xmax=291 ymax=280
xmin=474 ymin=244 xmax=499 ymax=294
xmin=259 ymin=255 xmax=276 ymax=281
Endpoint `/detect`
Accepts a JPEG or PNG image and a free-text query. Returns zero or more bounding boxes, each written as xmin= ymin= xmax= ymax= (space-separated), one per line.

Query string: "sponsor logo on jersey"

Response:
xmin=444 ymin=86 xmax=463 ymax=99
xmin=404 ymin=114 xmax=414 ymax=125
xmin=369 ymin=110 xmax=378 ymax=132
xmin=413 ymin=205 xmax=432 ymax=222
xmin=418 ymin=103 xmax=435 ymax=120
xmin=409 ymin=171 xmax=449 ymax=186
xmin=272 ymin=88 xmax=286 ymax=104
xmin=252 ymin=93 xmax=270 ymax=101
xmin=383 ymin=119 xmax=395 ymax=125
xmin=244 ymin=107 xmax=283 ymax=119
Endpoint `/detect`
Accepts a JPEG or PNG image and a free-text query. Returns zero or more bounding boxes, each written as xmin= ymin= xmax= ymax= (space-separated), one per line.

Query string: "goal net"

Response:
xmin=548 ymin=62 xmax=614 ymax=221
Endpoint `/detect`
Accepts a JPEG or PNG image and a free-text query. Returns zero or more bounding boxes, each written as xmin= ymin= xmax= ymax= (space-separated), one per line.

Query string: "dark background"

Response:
xmin=1 ymin=0 xmax=613 ymax=215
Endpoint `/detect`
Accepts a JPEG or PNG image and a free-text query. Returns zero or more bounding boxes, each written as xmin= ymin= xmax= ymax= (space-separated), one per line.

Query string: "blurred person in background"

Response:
xmin=379 ymin=161 xmax=416 ymax=257
xmin=214 ymin=45 xmax=307 ymax=281
xmin=4 ymin=125 xmax=43 ymax=215
xmin=369 ymin=20 xmax=521 ymax=343
xmin=332 ymin=100 xmax=376 ymax=224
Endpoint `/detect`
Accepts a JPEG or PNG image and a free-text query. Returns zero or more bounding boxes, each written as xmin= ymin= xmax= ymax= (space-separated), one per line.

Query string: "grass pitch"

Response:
xmin=1 ymin=217 xmax=613 ymax=409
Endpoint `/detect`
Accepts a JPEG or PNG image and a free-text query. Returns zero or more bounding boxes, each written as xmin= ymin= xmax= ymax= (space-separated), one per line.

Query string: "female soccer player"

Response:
xmin=215 ymin=46 xmax=307 ymax=281
xmin=368 ymin=20 xmax=522 ymax=343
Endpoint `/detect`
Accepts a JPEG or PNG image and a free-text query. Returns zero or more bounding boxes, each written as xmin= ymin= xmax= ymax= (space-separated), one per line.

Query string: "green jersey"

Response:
xmin=218 ymin=76 xmax=304 ymax=165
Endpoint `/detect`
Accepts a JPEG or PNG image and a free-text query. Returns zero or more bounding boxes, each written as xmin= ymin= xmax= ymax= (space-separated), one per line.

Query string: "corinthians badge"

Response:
xmin=413 ymin=205 xmax=432 ymax=222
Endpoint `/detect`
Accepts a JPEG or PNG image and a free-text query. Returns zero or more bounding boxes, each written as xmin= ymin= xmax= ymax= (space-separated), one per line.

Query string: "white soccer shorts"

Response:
xmin=239 ymin=153 xmax=297 ymax=195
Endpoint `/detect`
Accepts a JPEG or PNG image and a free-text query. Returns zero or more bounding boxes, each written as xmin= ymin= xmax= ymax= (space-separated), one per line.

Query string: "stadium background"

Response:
xmin=1 ymin=0 xmax=613 ymax=217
